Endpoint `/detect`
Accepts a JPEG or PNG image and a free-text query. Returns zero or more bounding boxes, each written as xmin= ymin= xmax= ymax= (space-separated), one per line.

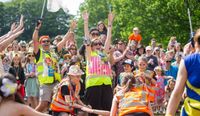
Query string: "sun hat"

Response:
xmin=67 ymin=65 xmax=84 ymax=76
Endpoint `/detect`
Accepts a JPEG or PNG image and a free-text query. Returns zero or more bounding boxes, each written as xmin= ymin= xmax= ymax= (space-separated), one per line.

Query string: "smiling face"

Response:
xmin=91 ymin=39 xmax=103 ymax=51
xmin=41 ymin=38 xmax=50 ymax=51
xmin=123 ymin=64 xmax=132 ymax=72
xmin=28 ymin=54 xmax=35 ymax=62
xmin=12 ymin=55 xmax=20 ymax=66
xmin=90 ymin=30 xmax=100 ymax=40
xmin=138 ymin=59 xmax=147 ymax=71
xmin=98 ymin=23 xmax=105 ymax=32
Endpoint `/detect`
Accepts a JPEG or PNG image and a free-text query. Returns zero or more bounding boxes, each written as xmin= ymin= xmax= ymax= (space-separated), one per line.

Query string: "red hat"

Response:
xmin=39 ymin=35 xmax=50 ymax=43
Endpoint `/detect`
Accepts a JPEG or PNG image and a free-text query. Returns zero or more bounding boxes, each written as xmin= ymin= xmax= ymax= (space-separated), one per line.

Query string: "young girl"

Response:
xmin=164 ymin=78 xmax=176 ymax=113
xmin=154 ymin=66 xmax=171 ymax=114
xmin=25 ymin=51 xmax=39 ymax=108
xmin=134 ymin=55 xmax=156 ymax=104
xmin=9 ymin=53 xmax=25 ymax=99
xmin=134 ymin=56 xmax=156 ymax=85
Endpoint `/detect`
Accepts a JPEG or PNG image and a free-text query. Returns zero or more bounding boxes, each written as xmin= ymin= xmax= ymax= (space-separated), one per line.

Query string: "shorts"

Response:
xmin=39 ymin=83 xmax=57 ymax=102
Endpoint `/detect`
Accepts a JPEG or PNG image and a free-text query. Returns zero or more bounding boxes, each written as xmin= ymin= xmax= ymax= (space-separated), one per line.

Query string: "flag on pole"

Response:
xmin=47 ymin=0 xmax=84 ymax=15
xmin=47 ymin=0 xmax=69 ymax=13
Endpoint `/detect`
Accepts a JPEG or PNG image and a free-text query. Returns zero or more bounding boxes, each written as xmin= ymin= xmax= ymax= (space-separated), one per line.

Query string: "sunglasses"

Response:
xmin=41 ymin=40 xmax=50 ymax=43
xmin=93 ymin=42 xmax=102 ymax=46
xmin=28 ymin=55 xmax=34 ymax=57
xmin=91 ymin=32 xmax=99 ymax=37
xmin=166 ymin=61 xmax=171 ymax=63
xmin=21 ymin=46 xmax=26 ymax=48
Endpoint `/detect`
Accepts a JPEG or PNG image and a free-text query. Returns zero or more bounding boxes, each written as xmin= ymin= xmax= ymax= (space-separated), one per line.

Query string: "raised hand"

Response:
xmin=36 ymin=19 xmax=42 ymax=30
xmin=108 ymin=12 xmax=115 ymax=24
xmin=19 ymin=15 xmax=24 ymax=27
xmin=70 ymin=20 xmax=77 ymax=31
xmin=82 ymin=11 xmax=89 ymax=21
xmin=10 ymin=23 xmax=17 ymax=32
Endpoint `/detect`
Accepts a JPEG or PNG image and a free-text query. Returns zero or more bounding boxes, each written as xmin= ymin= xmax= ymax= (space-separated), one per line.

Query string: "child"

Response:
xmin=154 ymin=66 xmax=171 ymax=114
xmin=134 ymin=56 xmax=156 ymax=103
xmin=128 ymin=27 xmax=142 ymax=45
xmin=118 ymin=59 xmax=134 ymax=86
xmin=164 ymin=78 xmax=176 ymax=113
xmin=134 ymin=56 xmax=156 ymax=85
xmin=9 ymin=53 xmax=25 ymax=98
xmin=25 ymin=50 xmax=39 ymax=108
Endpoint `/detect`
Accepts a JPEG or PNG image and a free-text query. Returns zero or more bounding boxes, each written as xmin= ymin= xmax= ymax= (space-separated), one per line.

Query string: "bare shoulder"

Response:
xmin=0 ymin=101 xmax=22 ymax=116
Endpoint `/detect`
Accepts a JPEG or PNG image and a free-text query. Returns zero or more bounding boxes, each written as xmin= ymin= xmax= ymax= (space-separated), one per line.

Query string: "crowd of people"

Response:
xmin=0 ymin=11 xmax=198 ymax=116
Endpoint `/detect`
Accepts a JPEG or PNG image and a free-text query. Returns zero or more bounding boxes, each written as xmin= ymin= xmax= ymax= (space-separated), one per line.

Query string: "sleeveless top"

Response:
xmin=182 ymin=53 xmax=200 ymax=116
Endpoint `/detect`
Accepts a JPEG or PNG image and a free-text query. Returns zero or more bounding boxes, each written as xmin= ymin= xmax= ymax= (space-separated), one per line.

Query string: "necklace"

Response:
xmin=14 ymin=67 xmax=19 ymax=80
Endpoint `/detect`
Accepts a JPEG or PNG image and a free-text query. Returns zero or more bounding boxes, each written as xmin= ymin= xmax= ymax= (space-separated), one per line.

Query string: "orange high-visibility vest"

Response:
xmin=117 ymin=86 xmax=153 ymax=116
xmin=50 ymin=78 xmax=75 ymax=113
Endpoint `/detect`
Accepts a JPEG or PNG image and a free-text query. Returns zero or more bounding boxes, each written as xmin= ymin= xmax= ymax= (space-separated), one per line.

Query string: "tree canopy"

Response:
xmin=1 ymin=0 xmax=200 ymax=47
xmin=0 ymin=0 xmax=72 ymax=42
xmin=78 ymin=0 xmax=200 ymax=47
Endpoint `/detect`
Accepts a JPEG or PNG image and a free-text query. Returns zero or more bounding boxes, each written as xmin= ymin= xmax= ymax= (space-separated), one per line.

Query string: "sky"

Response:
xmin=0 ymin=0 xmax=84 ymax=15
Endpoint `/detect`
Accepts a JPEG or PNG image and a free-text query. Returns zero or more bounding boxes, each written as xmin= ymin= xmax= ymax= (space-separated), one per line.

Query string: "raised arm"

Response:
xmin=57 ymin=20 xmax=77 ymax=52
xmin=82 ymin=11 xmax=90 ymax=39
xmin=0 ymin=15 xmax=24 ymax=46
xmin=104 ymin=12 xmax=114 ymax=52
xmin=12 ymin=15 xmax=24 ymax=34
xmin=0 ymin=28 xmax=24 ymax=52
xmin=0 ymin=23 xmax=17 ymax=41
xmin=113 ymin=46 xmax=129 ymax=63
xmin=32 ymin=20 xmax=42 ymax=54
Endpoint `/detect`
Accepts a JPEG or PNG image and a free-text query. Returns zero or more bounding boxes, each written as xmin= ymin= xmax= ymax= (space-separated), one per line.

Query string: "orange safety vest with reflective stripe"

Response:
xmin=117 ymin=86 xmax=153 ymax=116
xmin=50 ymin=78 xmax=75 ymax=113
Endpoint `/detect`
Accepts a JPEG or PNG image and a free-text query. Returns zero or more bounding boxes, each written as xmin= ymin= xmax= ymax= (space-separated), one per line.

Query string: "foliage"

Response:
xmin=77 ymin=0 xmax=200 ymax=47
xmin=0 ymin=0 xmax=72 ymax=42
xmin=1 ymin=0 xmax=200 ymax=47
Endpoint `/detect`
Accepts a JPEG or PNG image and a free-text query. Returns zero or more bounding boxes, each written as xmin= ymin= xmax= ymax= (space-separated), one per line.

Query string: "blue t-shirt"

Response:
xmin=164 ymin=65 xmax=178 ymax=85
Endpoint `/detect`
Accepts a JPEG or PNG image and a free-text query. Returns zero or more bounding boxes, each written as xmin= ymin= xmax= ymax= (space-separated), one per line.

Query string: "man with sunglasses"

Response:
xmin=164 ymin=56 xmax=178 ymax=85
xmin=32 ymin=20 xmax=77 ymax=113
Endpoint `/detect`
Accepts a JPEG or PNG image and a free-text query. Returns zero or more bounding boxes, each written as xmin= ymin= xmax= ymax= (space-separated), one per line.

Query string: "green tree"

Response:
xmin=1 ymin=0 xmax=73 ymax=42
xmin=77 ymin=0 xmax=200 ymax=47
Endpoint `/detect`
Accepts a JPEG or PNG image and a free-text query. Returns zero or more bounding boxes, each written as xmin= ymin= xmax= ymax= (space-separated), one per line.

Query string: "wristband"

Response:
xmin=165 ymin=114 xmax=172 ymax=116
